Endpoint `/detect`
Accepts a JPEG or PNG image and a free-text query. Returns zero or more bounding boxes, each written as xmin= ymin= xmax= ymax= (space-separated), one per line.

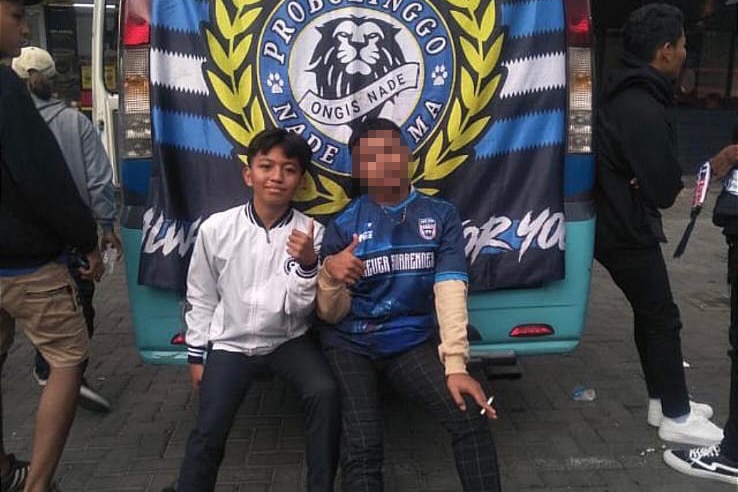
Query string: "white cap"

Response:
xmin=12 ymin=47 xmax=57 ymax=80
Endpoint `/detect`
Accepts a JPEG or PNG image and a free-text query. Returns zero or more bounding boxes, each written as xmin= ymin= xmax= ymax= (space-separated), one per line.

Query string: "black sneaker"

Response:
xmin=78 ymin=378 xmax=111 ymax=414
xmin=664 ymin=444 xmax=738 ymax=485
xmin=0 ymin=454 xmax=29 ymax=492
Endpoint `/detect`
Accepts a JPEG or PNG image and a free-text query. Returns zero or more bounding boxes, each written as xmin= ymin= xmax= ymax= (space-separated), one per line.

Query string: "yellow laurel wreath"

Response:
xmin=203 ymin=0 xmax=349 ymax=215
xmin=204 ymin=0 xmax=265 ymax=152
xmin=412 ymin=0 xmax=504 ymax=196
xmin=205 ymin=0 xmax=501 ymax=212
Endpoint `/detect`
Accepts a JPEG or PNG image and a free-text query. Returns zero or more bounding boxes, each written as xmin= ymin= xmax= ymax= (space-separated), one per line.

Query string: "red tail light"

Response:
xmin=122 ymin=0 xmax=151 ymax=46
xmin=564 ymin=0 xmax=593 ymax=154
xmin=509 ymin=324 xmax=555 ymax=338
xmin=565 ymin=0 xmax=592 ymax=47
xmin=170 ymin=333 xmax=186 ymax=345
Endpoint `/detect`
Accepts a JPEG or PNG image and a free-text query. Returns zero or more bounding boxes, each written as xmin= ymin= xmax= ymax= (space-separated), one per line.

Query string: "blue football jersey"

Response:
xmin=320 ymin=190 xmax=468 ymax=357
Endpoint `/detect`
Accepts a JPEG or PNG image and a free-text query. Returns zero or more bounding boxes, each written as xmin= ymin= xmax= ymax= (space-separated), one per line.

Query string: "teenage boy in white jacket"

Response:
xmin=176 ymin=129 xmax=339 ymax=492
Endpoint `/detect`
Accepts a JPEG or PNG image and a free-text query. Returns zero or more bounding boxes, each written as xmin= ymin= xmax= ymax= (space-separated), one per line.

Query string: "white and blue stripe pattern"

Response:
xmin=500 ymin=0 xmax=564 ymax=38
xmin=476 ymin=0 xmax=566 ymax=159
xmin=150 ymin=0 xmax=209 ymax=35
xmin=150 ymin=0 xmax=219 ymax=159
xmin=475 ymin=109 xmax=564 ymax=158
xmin=152 ymin=107 xmax=233 ymax=158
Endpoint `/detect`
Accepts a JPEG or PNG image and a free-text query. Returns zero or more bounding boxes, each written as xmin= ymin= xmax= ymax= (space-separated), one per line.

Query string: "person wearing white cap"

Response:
xmin=1 ymin=1 xmax=103 ymax=491
xmin=11 ymin=46 xmax=120 ymax=416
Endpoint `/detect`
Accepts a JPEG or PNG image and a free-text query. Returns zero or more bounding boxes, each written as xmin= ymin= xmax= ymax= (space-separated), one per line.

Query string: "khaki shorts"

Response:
xmin=0 ymin=262 xmax=88 ymax=367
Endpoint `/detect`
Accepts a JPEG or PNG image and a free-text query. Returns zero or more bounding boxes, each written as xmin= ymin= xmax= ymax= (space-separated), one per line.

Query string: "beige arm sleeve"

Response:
xmin=316 ymin=261 xmax=352 ymax=324
xmin=434 ymin=279 xmax=470 ymax=375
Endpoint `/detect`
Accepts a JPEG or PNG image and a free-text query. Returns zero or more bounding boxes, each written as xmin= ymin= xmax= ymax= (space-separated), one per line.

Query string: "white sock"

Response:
xmin=668 ymin=413 xmax=689 ymax=424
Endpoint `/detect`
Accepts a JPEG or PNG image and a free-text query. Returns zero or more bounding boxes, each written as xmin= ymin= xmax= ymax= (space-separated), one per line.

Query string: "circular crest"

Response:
xmin=258 ymin=1 xmax=455 ymax=176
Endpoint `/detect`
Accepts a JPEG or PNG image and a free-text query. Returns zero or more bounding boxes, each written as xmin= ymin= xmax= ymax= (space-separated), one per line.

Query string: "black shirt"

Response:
xmin=0 ymin=66 xmax=97 ymax=268
xmin=594 ymin=54 xmax=684 ymax=250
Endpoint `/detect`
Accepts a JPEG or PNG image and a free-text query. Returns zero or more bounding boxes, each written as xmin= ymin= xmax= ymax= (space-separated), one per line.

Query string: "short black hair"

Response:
xmin=348 ymin=118 xmax=408 ymax=155
xmin=623 ymin=4 xmax=684 ymax=63
xmin=246 ymin=128 xmax=312 ymax=173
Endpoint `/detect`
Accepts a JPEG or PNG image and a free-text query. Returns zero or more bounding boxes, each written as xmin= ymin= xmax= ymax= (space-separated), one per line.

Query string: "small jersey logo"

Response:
xmin=418 ymin=217 xmax=437 ymax=240
xmin=358 ymin=229 xmax=373 ymax=243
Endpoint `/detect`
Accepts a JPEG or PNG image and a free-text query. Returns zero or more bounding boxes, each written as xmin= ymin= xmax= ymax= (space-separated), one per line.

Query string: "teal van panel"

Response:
xmin=468 ymin=218 xmax=594 ymax=356
xmin=123 ymin=218 xmax=594 ymax=363
xmin=121 ymin=227 xmax=186 ymax=365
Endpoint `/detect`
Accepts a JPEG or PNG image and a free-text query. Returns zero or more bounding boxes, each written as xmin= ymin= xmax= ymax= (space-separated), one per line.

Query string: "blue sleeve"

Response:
xmin=320 ymin=216 xmax=350 ymax=258
xmin=435 ymin=205 xmax=468 ymax=283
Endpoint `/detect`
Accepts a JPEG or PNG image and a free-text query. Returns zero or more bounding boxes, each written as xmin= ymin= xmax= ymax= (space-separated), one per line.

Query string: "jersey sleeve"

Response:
xmin=320 ymin=213 xmax=351 ymax=258
xmin=435 ymin=205 xmax=468 ymax=283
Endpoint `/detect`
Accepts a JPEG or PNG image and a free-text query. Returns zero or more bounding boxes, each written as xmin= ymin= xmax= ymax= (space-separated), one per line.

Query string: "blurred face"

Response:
xmin=0 ymin=2 xmax=30 ymax=58
xmin=352 ymin=129 xmax=410 ymax=202
xmin=243 ymin=146 xmax=303 ymax=209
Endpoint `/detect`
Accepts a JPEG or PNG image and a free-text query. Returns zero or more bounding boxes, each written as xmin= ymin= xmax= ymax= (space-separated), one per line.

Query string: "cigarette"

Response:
xmin=480 ymin=396 xmax=495 ymax=415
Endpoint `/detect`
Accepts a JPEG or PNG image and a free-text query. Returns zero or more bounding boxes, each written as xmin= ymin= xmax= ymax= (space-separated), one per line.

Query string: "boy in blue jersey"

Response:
xmin=317 ymin=118 xmax=500 ymax=491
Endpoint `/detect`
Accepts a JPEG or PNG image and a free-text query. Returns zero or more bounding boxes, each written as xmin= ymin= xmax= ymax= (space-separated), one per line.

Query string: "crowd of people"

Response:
xmin=2 ymin=0 xmax=738 ymax=491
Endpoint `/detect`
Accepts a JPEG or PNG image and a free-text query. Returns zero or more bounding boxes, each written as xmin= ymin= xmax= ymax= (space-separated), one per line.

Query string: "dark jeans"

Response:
xmin=721 ymin=236 xmax=738 ymax=460
xmin=177 ymin=336 xmax=340 ymax=492
xmin=595 ymin=244 xmax=690 ymax=417
xmin=324 ymin=341 xmax=500 ymax=492
xmin=34 ymin=265 xmax=95 ymax=380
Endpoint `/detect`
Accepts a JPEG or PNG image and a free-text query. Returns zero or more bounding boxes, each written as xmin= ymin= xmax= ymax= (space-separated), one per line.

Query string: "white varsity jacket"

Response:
xmin=185 ymin=202 xmax=324 ymax=363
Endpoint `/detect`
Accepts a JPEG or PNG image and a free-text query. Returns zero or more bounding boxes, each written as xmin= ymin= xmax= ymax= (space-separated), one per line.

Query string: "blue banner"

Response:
xmin=139 ymin=0 xmax=566 ymax=293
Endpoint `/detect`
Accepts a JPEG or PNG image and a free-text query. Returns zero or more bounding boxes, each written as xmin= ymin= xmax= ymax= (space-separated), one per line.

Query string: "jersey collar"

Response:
xmin=380 ymin=189 xmax=418 ymax=212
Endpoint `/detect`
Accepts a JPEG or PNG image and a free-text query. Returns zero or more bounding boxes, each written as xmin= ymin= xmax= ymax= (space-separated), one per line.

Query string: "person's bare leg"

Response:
xmin=24 ymin=364 xmax=81 ymax=492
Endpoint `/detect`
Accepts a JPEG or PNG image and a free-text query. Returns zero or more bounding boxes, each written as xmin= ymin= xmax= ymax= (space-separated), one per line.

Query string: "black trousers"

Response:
xmin=324 ymin=341 xmax=500 ymax=492
xmin=34 ymin=264 xmax=95 ymax=379
xmin=177 ymin=336 xmax=340 ymax=492
xmin=595 ymin=244 xmax=690 ymax=417
xmin=721 ymin=236 xmax=738 ymax=460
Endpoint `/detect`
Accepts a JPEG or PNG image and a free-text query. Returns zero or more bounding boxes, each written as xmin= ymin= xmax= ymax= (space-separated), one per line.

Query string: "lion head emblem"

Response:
xmin=308 ymin=16 xmax=406 ymax=120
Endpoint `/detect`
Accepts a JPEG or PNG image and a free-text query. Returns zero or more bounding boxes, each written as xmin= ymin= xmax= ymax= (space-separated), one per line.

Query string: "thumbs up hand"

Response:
xmin=288 ymin=218 xmax=317 ymax=268
xmin=324 ymin=234 xmax=364 ymax=286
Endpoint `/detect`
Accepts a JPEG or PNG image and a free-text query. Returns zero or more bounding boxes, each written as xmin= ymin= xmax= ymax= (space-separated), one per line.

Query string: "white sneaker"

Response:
xmin=647 ymin=399 xmax=714 ymax=427
xmin=659 ymin=412 xmax=724 ymax=447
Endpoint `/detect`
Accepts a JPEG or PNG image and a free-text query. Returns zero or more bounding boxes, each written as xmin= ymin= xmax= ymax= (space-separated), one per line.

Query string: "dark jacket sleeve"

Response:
xmin=0 ymin=69 xmax=97 ymax=253
xmin=616 ymin=88 xmax=683 ymax=209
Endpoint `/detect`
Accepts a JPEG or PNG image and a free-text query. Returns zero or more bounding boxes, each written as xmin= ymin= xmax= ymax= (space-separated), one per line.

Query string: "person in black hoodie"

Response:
xmin=594 ymin=3 xmax=724 ymax=447
xmin=0 ymin=0 xmax=103 ymax=491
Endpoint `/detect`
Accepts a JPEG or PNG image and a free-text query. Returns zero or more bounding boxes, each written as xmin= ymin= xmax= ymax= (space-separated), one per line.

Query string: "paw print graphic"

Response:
xmin=267 ymin=72 xmax=285 ymax=94
xmin=432 ymin=64 xmax=448 ymax=86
